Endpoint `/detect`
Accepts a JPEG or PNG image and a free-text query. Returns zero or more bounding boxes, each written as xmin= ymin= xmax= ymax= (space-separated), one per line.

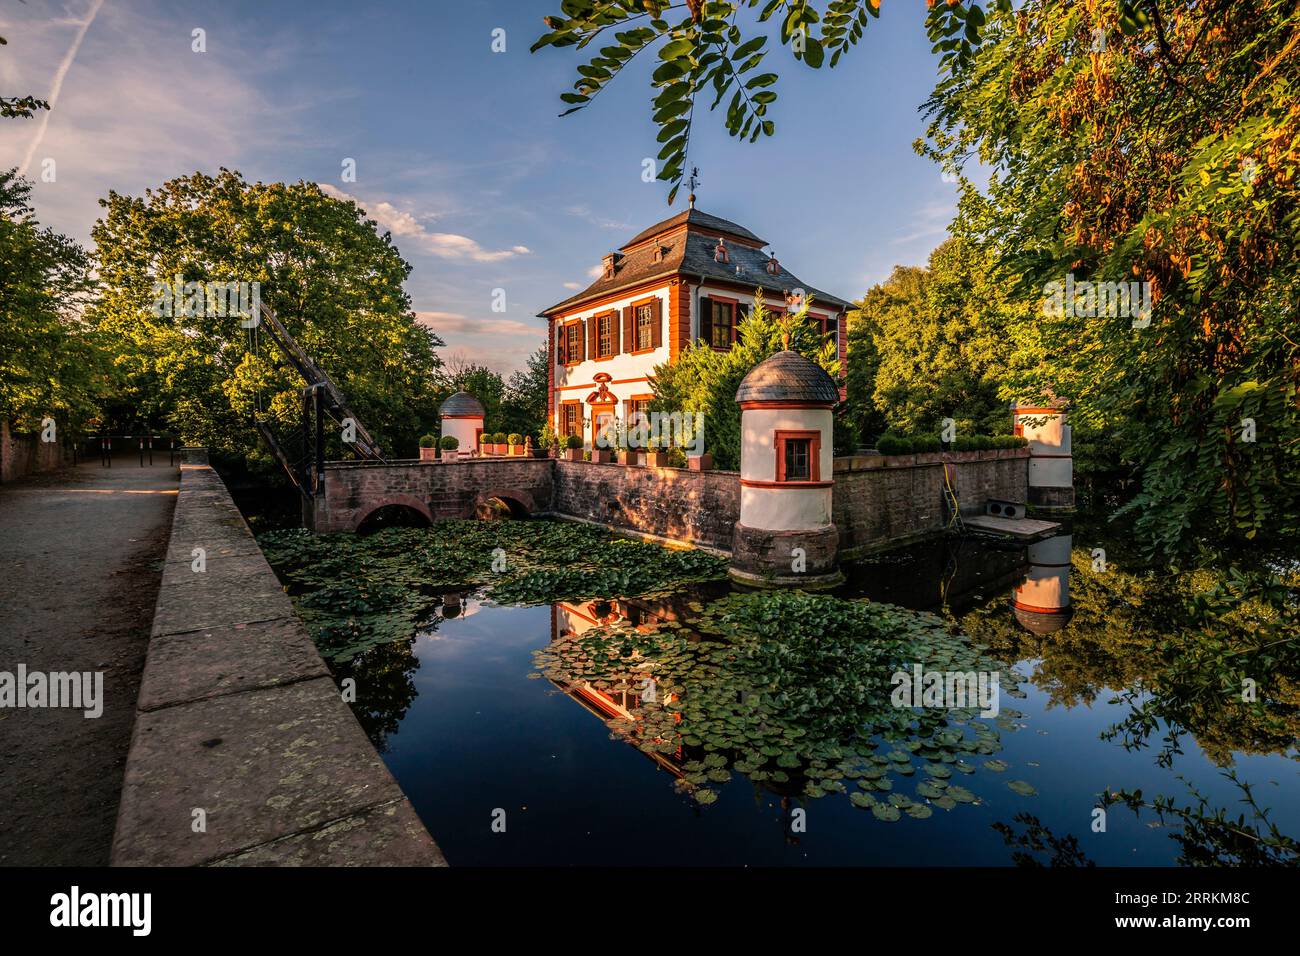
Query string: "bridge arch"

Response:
xmin=470 ymin=488 xmax=536 ymax=519
xmin=353 ymin=494 xmax=434 ymax=532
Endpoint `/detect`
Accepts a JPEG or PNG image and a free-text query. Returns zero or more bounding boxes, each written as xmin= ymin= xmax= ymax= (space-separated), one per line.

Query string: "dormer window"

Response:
xmin=602 ymin=251 xmax=622 ymax=279
xmin=652 ymin=243 xmax=668 ymax=263
xmin=766 ymin=253 xmax=780 ymax=275
xmin=714 ymin=238 xmax=729 ymax=264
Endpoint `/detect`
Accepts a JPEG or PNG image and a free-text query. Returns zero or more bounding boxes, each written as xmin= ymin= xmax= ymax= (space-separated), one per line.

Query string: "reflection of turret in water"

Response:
xmin=1012 ymin=531 xmax=1074 ymax=635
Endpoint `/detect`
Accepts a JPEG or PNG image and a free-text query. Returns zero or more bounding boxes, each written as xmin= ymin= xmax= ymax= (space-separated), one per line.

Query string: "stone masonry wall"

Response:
xmin=312 ymin=449 xmax=1028 ymax=558
xmin=832 ymin=449 xmax=1029 ymax=557
xmin=114 ymin=464 xmax=445 ymax=866
xmin=552 ymin=460 xmax=741 ymax=551
xmin=1 ymin=419 xmax=72 ymax=483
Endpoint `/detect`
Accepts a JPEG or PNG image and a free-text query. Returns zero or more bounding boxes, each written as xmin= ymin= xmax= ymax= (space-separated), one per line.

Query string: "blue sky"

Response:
xmin=1 ymin=0 xmax=958 ymax=374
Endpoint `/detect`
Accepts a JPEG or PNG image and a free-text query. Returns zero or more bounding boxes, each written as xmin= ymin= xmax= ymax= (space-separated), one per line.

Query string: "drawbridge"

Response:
xmin=250 ymin=303 xmax=386 ymax=500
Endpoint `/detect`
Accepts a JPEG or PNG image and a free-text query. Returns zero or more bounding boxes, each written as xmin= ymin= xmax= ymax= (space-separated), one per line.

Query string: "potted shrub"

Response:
xmin=539 ymin=423 xmax=558 ymax=458
xmin=644 ymin=444 xmax=669 ymax=468
xmin=687 ymin=451 xmax=713 ymax=471
xmin=478 ymin=433 xmax=491 ymax=457
xmin=419 ymin=434 xmax=438 ymax=461
xmin=508 ymin=432 xmax=524 ymax=456
xmin=491 ymin=431 xmax=508 ymax=456
xmin=591 ymin=426 xmax=615 ymax=463
xmin=563 ymin=433 xmax=584 ymax=462
xmin=439 ymin=434 xmax=459 ymax=461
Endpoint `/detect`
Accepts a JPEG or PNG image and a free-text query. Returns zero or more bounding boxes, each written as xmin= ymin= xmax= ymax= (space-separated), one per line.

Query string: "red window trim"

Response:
xmin=593 ymin=310 xmax=617 ymax=361
xmin=561 ymin=318 xmax=584 ymax=368
xmin=559 ymin=400 xmax=583 ymax=437
xmin=629 ymin=295 xmax=659 ymax=355
xmin=774 ymin=429 xmax=821 ymax=482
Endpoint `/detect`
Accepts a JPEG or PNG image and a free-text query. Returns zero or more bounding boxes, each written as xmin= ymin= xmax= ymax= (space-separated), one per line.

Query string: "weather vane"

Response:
xmin=687 ymin=167 xmax=700 ymax=208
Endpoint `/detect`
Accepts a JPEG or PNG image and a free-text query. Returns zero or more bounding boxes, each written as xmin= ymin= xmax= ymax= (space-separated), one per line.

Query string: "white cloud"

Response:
xmin=563 ymin=281 xmax=582 ymax=290
xmin=319 ymin=184 xmax=530 ymax=263
xmin=415 ymin=312 xmax=543 ymax=339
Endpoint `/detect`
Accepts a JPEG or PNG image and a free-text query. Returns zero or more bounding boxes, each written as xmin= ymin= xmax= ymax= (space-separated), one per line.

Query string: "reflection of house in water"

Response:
xmin=1012 ymin=531 xmax=1074 ymax=635
xmin=548 ymin=596 xmax=706 ymax=778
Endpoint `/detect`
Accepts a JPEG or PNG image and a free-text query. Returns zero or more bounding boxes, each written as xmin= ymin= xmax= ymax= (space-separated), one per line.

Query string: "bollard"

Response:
xmin=148 ymin=435 xmax=154 ymax=466
xmin=138 ymin=438 xmax=144 ymax=468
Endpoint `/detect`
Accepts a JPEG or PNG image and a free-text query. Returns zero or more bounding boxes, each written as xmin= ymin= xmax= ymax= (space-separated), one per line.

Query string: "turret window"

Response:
xmin=775 ymin=430 xmax=821 ymax=482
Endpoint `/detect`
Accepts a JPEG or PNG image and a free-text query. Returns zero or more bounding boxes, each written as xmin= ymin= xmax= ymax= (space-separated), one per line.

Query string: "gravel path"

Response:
xmin=0 ymin=459 xmax=177 ymax=865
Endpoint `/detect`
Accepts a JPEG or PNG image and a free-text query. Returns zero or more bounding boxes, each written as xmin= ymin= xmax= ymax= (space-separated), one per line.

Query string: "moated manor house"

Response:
xmin=540 ymin=208 xmax=852 ymax=445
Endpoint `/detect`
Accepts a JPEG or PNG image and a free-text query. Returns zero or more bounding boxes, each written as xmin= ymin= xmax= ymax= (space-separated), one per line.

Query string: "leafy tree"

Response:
xmin=848 ymin=235 xmax=1029 ymax=443
xmin=436 ymin=357 xmax=506 ymax=434
xmin=90 ymin=169 xmax=445 ymax=464
xmin=920 ymin=0 xmax=1300 ymax=560
xmin=499 ymin=345 xmax=550 ymax=440
xmin=0 ymin=170 xmax=103 ymax=433
xmin=532 ymin=1 xmax=1007 ymax=203
xmin=651 ymin=290 xmax=839 ymax=469
xmin=1 ymin=36 xmax=50 ymax=119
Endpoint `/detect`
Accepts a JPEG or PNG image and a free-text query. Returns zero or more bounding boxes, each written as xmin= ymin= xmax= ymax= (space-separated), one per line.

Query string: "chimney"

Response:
xmin=602 ymin=251 xmax=623 ymax=279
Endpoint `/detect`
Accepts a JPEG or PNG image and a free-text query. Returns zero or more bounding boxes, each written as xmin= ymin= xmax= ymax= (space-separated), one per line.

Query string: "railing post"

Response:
xmin=314 ymin=385 xmax=325 ymax=496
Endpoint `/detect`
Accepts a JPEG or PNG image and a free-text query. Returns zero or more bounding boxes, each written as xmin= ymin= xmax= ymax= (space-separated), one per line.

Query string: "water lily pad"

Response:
xmin=906 ymin=804 xmax=933 ymax=819
xmin=871 ymin=803 xmax=901 ymax=822
xmin=983 ymin=759 xmax=1009 ymax=772
xmin=1007 ymin=780 xmax=1038 ymax=797
xmin=850 ymin=791 xmax=876 ymax=809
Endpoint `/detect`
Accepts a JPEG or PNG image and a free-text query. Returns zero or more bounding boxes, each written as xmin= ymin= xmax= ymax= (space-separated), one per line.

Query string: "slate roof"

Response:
xmin=623 ymin=208 xmax=765 ymax=248
xmin=438 ymin=390 xmax=485 ymax=417
xmin=735 ymin=350 xmax=840 ymax=405
xmin=539 ymin=208 xmax=851 ymax=316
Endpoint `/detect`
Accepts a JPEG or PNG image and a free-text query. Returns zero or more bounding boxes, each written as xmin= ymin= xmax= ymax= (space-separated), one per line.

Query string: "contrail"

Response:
xmin=18 ymin=0 xmax=106 ymax=177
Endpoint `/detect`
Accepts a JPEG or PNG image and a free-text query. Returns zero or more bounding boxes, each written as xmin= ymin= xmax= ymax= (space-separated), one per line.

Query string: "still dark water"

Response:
xmin=326 ymin=525 xmax=1300 ymax=866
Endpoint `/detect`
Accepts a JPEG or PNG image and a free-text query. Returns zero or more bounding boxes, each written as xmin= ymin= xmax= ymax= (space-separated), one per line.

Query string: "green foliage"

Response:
xmin=507 ymin=432 xmax=523 ymax=445
xmin=565 ymin=433 xmax=584 ymax=449
xmin=651 ymin=290 xmax=840 ymax=470
xmin=920 ymin=0 xmax=1300 ymax=559
xmin=438 ymin=434 xmax=459 ymax=450
xmin=847 ymin=236 xmax=1033 ymax=444
xmin=535 ymin=588 xmax=1027 ymax=811
xmin=532 ymin=2 xmax=1002 ymax=204
xmin=0 ymin=36 xmax=51 ymax=119
xmin=260 ymin=520 xmax=728 ymax=661
xmin=419 ymin=434 xmax=437 ymax=448
xmin=491 ymin=431 xmax=508 ymax=444
xmin=89 ymin=169 xmax=444 ymax=463
xmin=0 ymin=170 xmax=104 ymax=431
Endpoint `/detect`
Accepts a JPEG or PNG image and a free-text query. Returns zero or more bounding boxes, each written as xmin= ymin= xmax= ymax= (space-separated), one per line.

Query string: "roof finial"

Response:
xmin=782 ymin=329 xmax=791 ymax=351
xmin=687 ymin=166 xmax=700 ymax=209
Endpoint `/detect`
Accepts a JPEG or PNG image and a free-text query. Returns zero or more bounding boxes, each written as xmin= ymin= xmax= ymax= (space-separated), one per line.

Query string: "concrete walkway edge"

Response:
xmin=111 ymin=464 xmax=446 ymax=866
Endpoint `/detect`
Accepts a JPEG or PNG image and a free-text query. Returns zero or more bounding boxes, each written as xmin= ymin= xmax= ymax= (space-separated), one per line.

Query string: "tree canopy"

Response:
xmin=920 ymin=0 xmax=1300 ymax=560
xmin=90 ymin=169 xmax=445 ymax=462
xmin=0 ymin=170 xmax=102 ymax=433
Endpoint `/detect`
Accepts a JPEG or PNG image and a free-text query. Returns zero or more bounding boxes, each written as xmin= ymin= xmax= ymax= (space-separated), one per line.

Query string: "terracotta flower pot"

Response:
xmin=688 ymin=453 xmax=713 ymax=471
xmin=509 ymin=444 xmax=524 ymax=456
xmin=419 ymin=446 xmax=438 ymax=461
xmin=564 ymin=448 xmax=583 ymax=462
xmin=644 ymin=450 xmax=669 ymax=468
xmin=440 ymin=449 xmax=458 ymax=461
xmin=591 ymin=449 xmax=614 ymax=464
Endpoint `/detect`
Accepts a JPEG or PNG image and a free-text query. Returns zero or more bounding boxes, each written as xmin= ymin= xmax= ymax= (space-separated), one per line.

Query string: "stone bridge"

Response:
xmin=305 ymin=458 xmax=555 ymax=532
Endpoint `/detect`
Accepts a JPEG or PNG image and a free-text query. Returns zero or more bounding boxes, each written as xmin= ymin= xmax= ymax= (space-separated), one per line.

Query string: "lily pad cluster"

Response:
xmin=533 ymin=589 xmax=1032 ymax=820
xmin=259 ymin=521 xmax=728 ymax=660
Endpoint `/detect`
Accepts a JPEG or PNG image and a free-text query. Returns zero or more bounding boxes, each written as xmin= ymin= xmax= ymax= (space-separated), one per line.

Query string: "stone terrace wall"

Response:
xmin=552 ymin=460 xmax=741 ymax=551
xmin=0 ymin=419 xmax=72 ymax=483
xmin=113 ymin=464 xmax=445 ymax=866
xmin=310 ymin=457 xmax=555 ymax=533
xmin=832 ymin=448 xmax=1029 ymax=557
